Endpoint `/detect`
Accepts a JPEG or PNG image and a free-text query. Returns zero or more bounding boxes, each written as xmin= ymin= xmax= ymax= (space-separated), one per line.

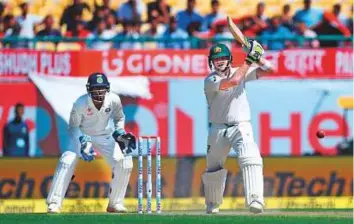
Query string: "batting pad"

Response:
xmin=46 ymin=151 xmax=78 ymax=206
xmin=108 ymin=156 xmax=133 ymax=206
xmin=202 ymin=169 xmax=228 ymax=205
xmin=238 ymin=142 xmax=264 ymax=207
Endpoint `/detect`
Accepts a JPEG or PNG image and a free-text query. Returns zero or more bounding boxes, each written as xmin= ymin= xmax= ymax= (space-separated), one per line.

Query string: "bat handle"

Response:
xmin=244 ymin=37 xmax=251 ymax=49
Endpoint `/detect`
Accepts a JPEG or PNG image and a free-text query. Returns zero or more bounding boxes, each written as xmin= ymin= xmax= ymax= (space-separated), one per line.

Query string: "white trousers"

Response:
xmin=206 ymin=122 xmax=259 ymax=169
xmin=206 ymin=121 xmax=264 ymax=206
xmin=47 ymin=134 xmax=132 ymax=208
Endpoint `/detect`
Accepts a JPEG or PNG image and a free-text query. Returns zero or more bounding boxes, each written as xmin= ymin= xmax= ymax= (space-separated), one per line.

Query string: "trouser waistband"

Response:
xmin=209 ymin=121 xmax=250 ymax=128
xmin=209 ymin=121 xmax=250 ymax=136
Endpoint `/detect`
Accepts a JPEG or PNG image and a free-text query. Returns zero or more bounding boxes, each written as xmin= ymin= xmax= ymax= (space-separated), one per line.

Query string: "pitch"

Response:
xmin=0 ymin=209 xmax=352 ymax=224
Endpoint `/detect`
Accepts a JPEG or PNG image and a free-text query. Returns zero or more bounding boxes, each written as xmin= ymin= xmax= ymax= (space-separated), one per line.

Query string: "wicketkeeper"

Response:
xmin=46 ymin=73 xmax=136 ymax=213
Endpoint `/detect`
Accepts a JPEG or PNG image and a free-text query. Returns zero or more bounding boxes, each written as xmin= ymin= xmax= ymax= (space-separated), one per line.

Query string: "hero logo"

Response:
xmin=102 ymin=51 xmax=207 ymax=76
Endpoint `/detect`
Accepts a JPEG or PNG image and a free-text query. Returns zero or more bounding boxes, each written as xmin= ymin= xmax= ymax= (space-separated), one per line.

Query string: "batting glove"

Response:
xmin=245 ymin=40 xmax=264 ymax=65
xmin=242 ymin=39 xmax=257 ymax=53
xmin=79 ymin=135 xmax=96 ymax=162
xmin=112 ymin=129 xmax=137 ymax=155
xmin=242 ymin=40 xmax=252 ymax=54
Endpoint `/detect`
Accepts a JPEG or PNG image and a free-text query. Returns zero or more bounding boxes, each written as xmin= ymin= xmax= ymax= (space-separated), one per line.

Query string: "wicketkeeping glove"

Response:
xmin=79 ymin=135 xmax=96 ymax=162
xmin=245 ymin=39 xmax=264 ymax=64
xmin=112 ymin=129 xmax=137 ymax=155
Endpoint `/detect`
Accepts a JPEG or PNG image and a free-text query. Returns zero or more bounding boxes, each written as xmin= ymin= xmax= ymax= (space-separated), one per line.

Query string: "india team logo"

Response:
xmin=97 ymin=77 xmax=103 ymax=83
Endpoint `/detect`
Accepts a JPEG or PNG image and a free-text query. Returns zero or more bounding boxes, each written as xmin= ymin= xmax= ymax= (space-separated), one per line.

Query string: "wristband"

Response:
xmin=260 ymin=59 xmax=272 ymax=71
xmin=112 ymin=128 xmax=126 ymax=139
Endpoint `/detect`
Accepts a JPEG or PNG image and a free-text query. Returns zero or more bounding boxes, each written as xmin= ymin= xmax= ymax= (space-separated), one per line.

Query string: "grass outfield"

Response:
xmin=0 ymin=210 xmax=352 ymax=224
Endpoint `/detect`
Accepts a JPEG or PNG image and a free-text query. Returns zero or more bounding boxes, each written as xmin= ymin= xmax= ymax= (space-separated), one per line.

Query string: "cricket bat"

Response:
xmin=227 ymin=16 xmax=251 ymax=49
xmin=227 ymin=15 xmax=267 ymax=66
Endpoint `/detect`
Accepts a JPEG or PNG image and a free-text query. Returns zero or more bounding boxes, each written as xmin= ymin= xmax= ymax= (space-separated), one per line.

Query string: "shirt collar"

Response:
xmin=86 ymin=93 xmax=110 ymax=110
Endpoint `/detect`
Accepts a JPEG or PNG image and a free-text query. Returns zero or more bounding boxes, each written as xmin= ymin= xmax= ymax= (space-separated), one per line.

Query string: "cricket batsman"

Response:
xmin=47 ymin=73 xmax=136 ymax=213
xmin=203 ymin=41 xmax=274 ymax=214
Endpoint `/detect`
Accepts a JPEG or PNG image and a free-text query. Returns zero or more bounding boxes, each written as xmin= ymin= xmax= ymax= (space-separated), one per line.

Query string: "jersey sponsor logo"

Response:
xmin=105 ymin=108 xmax=111 ymax=113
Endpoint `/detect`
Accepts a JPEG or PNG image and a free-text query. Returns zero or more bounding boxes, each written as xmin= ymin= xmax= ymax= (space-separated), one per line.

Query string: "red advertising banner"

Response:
xmin=0 ymin=48 xmax=352 ymax=78
xmin=262 ymin=48 xmax=353 ymax=79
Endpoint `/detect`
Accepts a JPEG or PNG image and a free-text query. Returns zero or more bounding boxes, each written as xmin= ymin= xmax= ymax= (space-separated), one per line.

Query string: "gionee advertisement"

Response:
xmin=0 ymin=48 xmax=352 ymax=78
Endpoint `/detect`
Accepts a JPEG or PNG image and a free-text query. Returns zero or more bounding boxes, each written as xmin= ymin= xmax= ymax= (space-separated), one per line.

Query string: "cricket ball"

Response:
xmin=316 ymin=130 xmax=325 ymax=139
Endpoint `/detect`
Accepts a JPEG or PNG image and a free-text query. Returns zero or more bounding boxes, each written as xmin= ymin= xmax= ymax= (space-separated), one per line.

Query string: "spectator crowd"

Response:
xmin=0 ymin=0 xmax=352 ymax=50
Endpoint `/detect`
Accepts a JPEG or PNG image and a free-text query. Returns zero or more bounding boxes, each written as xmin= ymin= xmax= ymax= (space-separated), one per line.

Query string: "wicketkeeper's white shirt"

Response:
xmin=68 ymin=92 xmax=125 ymax=142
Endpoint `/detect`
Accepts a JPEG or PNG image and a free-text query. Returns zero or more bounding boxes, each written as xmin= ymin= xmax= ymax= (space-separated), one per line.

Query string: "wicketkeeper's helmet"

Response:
xmin=86 ymin=72 xmax=110 ymax=103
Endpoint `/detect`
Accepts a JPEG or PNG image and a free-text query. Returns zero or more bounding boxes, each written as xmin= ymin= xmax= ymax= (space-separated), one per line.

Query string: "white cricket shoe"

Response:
xmin=206 ymin=203 xmax=219 ymax=214
xmin=106 ymin=204 xmax=128 ymax=213
xmin=47 ymin=203 xmax=61 ymax=214
xmin=249 ymin=201 xmax=263 ymax=214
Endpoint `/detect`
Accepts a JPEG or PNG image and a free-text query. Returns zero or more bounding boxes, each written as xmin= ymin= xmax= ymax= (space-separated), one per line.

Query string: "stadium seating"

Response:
xmin=56 ymin=42 xmax=82 ymax=51
xmin=2 ymin=0 xmax=352 ymax=29
xmin=35 ymin=41 xmax=57 ymax=51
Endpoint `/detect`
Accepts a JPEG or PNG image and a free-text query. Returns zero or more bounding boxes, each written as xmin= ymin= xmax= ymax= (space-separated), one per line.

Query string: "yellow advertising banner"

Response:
xmin=0 ymin=157 xmax=352 ymax=200
xmin=0 ymin=196 xmax=352 ymax=213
